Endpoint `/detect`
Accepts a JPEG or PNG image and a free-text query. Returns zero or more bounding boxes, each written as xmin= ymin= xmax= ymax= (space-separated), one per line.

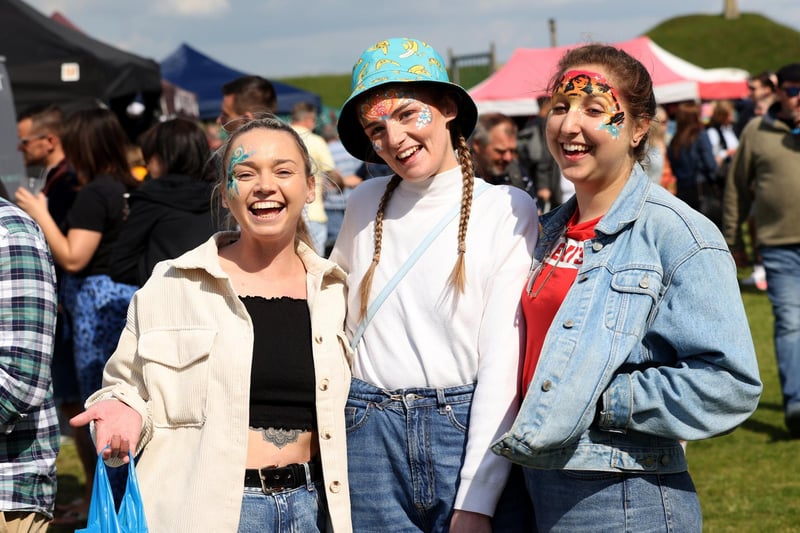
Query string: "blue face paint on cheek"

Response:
xmin=416 ymin=104 xmax=432 ymax=129
xmin=226 ymin=145 xmax=253 ymax=198
xmin=372 ymin=141 xmax=383 ymax=153
xmin=598 ymin=121 xmax=623 ymax=139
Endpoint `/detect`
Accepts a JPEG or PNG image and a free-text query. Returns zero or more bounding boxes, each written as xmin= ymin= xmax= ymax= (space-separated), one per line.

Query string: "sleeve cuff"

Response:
xmin=598 ymin=373 xmax=633 ymax=433
xmin=454 ymin=475 xmax=508 ymax=517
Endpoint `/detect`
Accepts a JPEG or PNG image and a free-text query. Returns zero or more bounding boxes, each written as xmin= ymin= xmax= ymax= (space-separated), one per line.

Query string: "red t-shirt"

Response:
xmin=521 ymin=211 xmax=601 ymax=395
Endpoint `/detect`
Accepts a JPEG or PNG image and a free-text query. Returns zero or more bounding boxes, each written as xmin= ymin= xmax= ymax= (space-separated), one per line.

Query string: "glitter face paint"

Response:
xmin=226 ymin=145 xmax=254 ymax=197
xmin=554 ymin=70 xmax=625 ymax=139
xmin=360 ymin=87 xmax=414 ymax=124
xmin=359 ymin=87 xmax=432 ymax=153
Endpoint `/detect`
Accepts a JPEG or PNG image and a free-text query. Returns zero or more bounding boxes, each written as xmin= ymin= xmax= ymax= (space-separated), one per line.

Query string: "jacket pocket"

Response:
xmin=138 ymin=327 xmax=216 ymax=427
xmin=606 ymin=268 xmax=661 ymax=336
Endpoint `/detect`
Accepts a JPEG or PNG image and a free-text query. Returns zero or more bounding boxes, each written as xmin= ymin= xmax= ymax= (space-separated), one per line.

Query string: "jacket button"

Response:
xmin=321 ymin=428 xmax=332 ymax=440
xmin=314 ymin=335 xmax=323 ymax=344
xmin=563 ymin=319 xmax=574 ymax=328
xmin=578 ymin=275 xmax=588 ymax=283
xmin=319 ymin=378 xmax=329 ymax=391
xmin=639 ymin=276 xmax=649 ymax=289
xmin=660 ymin=455 xmax=670 ymax=466
xmin=641 ymin=457 xmax=656 ymax=467
xmin=541 ymin=380 xmax=553 ymax=391
xmin=329 ymin=481 xmax=341 ymax=493
xmin=592 ymin=242 xmax=603 ymax=252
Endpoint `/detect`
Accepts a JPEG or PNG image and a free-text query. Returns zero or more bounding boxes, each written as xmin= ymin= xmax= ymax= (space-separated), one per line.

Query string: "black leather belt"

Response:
xmin=244 ymin=460 xmax=321 ymax=494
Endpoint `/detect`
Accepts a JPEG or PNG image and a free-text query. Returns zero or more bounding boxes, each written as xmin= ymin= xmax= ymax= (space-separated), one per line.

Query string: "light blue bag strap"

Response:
xmin=350 ymin=181 xmax=490 ymax=351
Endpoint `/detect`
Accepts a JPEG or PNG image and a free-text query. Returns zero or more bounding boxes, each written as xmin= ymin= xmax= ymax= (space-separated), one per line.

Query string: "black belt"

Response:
xmin=244 ymin=460 xmax=321 ymax=493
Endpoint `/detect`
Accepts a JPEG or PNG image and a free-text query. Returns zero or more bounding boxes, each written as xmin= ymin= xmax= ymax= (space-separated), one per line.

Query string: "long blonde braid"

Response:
xmin=448 ymin=133 xmax=475 ymax=293
xmin=358 ymin=174 xmax=403 ymax=319
xmin=357 ymin=133 xmax=476 ymax=318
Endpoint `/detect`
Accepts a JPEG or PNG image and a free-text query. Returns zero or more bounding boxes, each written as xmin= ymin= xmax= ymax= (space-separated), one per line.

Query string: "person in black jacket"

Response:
xmin=110 ymin=118 xmax=219 ymax=287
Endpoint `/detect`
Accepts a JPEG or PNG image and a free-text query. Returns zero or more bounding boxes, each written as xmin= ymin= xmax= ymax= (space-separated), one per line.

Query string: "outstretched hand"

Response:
xmin=70 ymin=400 xmax=142 ymax=463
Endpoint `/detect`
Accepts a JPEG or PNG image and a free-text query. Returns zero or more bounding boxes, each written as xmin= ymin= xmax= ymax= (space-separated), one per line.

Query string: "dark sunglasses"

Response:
xmin=783 ymin=86 xmax=800 ymax=97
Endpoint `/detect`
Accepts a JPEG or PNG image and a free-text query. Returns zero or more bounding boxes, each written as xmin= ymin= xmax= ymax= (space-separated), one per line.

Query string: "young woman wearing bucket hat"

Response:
xmin=330 ymin=37 xmax=538 ymax=532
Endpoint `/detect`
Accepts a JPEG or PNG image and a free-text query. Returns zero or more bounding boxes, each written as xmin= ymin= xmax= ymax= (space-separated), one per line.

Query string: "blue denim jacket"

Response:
xmin=492 ymin=165 xmax=762 ymax=473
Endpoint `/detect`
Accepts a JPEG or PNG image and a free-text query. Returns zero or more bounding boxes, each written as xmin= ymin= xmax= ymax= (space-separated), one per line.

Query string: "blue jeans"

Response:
xmin=301 ymin=206 xmax=327 ymax=257
xmin=760 ymin=245 xmax=800 ymax=413
xmin=346 ymin=378 xmax=528 ymax=532
xmin=325 ymin=208 xmax=345 ymax=253
xmin=307 ymin=220 xmax=327 ymax=257
xmin=523 ymin=468 xmax=701 ymax=532
xmin=237 ymin=480 xmax=327 ymax=533
xmin=346 ymin=378 xmax=473 ymax=532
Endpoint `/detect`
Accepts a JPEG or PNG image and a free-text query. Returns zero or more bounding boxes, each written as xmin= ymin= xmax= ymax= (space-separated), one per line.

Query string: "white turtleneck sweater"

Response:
xmin=330 ymin=165 xmax=538 ymax=516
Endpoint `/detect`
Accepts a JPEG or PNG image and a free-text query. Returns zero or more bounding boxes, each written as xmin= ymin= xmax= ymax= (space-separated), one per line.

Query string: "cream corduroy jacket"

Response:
xmin=87 ymin=232 xmax=353 ymax=532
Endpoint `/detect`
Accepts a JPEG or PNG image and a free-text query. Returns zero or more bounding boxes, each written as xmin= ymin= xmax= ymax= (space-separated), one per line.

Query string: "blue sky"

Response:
xmin=23 ymin=0 xmax=800 ymax=78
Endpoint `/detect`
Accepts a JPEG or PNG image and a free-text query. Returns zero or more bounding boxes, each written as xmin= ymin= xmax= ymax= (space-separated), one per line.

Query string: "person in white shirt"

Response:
xmin=330 ymin=37 xmax=538 ymax=533
xmin=706 ymin=100 xmax=739 ymax=168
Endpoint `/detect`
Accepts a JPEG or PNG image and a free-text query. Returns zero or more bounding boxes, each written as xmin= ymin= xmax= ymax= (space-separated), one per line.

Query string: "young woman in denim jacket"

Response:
xmin=492 ymin=45 xmax=762 ymax=531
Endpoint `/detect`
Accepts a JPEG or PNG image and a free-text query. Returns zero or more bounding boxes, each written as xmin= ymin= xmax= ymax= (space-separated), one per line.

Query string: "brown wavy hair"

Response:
xmin=548 ymin=44 xmax=656 ymax=161
xmin=61 ymin=107 xmax=139 ymax=189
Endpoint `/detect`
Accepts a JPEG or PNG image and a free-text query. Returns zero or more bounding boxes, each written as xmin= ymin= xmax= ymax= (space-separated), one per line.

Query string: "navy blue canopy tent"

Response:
xmin=161 ymin=43 xmax=321 ymax=120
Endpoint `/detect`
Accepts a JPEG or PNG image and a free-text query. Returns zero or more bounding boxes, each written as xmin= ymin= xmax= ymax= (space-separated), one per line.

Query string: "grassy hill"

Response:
xmin=646 ymin=12 xmax=800 ymax=75
xmin=280 ymin=73 xmax=352 ymax=111
xmin=280 ymin=12 xmax=800 ymax=110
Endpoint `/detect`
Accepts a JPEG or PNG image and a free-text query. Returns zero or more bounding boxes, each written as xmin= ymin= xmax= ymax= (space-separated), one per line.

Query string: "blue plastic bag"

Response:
xmin=77 ymin=449 xmax=149 ymax=533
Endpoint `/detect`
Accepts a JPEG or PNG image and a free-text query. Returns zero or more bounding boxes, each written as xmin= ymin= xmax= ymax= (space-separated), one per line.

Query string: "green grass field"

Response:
xmin=49 ymin=271 xmax=799 ymax=532
xmin=691 ymin=283 xmax=800 ymax=532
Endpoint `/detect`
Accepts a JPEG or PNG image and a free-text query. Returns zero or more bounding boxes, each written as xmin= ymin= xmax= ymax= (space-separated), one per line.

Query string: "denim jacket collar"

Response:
xmin=537 ymin=164 xmax=650 ymax=258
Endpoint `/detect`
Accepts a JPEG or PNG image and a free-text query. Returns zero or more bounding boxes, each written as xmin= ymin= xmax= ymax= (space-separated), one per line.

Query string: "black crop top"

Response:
xmin=240 ymin=296 xmax=316 ymax=431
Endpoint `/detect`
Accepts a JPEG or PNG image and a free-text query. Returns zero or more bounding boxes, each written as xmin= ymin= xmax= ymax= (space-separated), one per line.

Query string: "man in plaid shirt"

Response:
xmin=0 ymin=197 xmax=59 ymax=531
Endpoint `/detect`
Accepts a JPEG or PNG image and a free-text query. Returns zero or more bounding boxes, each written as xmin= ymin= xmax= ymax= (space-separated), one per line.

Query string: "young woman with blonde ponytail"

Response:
xmin=331 ymin=37 xmax=538 ymax=533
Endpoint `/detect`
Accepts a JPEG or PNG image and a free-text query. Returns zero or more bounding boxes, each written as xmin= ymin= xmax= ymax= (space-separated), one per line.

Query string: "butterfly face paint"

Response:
xmin=553 ymin=70 xmax=625 ymax=139
xmin=226 ymin=145 xmax=254 ymax=198
xmin=359 ymin=87 xmax=433 ymax=153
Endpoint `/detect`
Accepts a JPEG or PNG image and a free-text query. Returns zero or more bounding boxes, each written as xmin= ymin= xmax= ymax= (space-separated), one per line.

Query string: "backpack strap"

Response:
xmin=712 ymin=125 xmax=727 ymax=150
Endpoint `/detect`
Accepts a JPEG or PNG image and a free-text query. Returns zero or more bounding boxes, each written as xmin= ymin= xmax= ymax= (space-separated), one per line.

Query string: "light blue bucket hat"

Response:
xmin=337 ymin=37 xmax=479 ymax=162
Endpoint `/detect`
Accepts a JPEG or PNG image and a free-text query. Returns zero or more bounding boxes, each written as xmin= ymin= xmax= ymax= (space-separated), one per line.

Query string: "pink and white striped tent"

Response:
xmin=469 ymin=36 xmax=750 ymax=116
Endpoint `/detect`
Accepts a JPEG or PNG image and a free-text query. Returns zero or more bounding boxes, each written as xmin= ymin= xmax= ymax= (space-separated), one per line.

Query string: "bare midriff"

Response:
xmin=245 ymin=429 xmax=320 ymax=468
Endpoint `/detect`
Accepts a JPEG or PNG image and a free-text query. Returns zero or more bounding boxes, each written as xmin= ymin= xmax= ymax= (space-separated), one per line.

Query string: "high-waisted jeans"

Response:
xmin=345 ymin=377 xmax=530 ymax=532
xmin=346 ymin=377 xmax=473 ymax=532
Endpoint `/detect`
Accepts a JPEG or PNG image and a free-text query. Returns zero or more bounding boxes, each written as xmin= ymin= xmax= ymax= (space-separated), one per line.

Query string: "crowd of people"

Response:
xmin=7 ymin=33 xmax=800 ymax=532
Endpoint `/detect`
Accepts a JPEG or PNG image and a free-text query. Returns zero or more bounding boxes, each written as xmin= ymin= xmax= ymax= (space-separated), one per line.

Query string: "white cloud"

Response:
xmin=153 ymin=0 xmax=230 ymax=17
